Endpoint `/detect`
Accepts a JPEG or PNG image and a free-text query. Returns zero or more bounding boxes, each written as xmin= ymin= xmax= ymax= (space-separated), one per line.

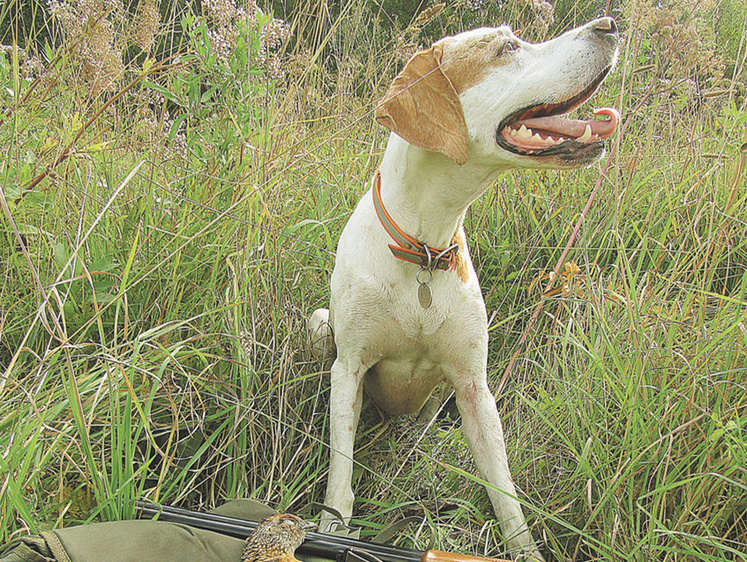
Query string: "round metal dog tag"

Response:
xmin=418 ymin=283 xmax=432 ymax=309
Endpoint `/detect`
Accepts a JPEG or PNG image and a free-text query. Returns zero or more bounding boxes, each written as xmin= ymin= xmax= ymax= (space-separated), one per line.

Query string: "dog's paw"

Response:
xmin=308 ymin=308 xmax=336 ymax=360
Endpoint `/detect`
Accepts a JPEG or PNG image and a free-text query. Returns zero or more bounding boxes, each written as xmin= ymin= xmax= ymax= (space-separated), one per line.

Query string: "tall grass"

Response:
xmin=1 ymin=0 xmax=746 ymax=560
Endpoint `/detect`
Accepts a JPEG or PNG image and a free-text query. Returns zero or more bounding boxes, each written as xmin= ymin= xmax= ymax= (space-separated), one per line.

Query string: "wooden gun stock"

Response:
xmin=135 ymin=501 xmax=510 ymax=562
xmin=421 ymin=551 xmax=510 ymax=562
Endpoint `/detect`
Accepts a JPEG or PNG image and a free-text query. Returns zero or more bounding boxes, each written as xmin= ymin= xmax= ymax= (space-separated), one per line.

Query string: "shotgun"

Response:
xmin=135 ymin=501 xmax=511 ymax=562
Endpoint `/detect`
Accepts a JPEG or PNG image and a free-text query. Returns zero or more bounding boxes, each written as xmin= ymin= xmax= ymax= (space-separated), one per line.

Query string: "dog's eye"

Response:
xmin=499 ymin=41 xmax=518 ymax=56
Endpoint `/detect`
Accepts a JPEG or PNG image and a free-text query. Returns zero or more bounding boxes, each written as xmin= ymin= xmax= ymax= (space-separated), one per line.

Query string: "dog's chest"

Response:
xmin=383 ymin=265 xmax=465 ymax=333
xmin=363 ymin=270 xmax=477 ymax=366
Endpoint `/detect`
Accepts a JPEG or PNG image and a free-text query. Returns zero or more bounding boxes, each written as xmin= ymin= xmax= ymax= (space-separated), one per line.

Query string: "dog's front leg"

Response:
xmin=454 ymin=378 xmax=545 ymax=561
xmin=322 ymin=356 xmax=364 ymax=529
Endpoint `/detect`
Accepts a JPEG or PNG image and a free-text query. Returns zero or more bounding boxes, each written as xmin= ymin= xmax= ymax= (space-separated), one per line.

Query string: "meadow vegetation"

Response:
xmin=1 ymin=0 xmax=746 ymax=560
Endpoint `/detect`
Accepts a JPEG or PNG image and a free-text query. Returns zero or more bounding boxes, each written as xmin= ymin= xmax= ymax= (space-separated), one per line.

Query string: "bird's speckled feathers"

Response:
xmin=241 ymin=514 xmax=317 ymax=562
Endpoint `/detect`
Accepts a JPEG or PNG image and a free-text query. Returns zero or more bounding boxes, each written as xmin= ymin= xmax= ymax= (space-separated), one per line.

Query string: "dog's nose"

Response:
xmin=592 ymin=17 xmax=618 ymax=36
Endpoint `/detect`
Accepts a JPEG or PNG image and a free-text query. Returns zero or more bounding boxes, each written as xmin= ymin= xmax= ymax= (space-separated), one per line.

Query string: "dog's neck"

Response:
xmin=378 ymin=134 xmax=508 ymax=249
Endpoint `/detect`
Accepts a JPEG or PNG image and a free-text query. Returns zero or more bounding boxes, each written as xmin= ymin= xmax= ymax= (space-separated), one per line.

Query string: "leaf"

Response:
xmin=142 ymin=80 xmax=179 ymax=104
xmin=53 ymin=241 xmax=69 ymax=269
xmin=1 ymin=183 xmax=22 ymax=199
xmin=169 ymin=114 xmax=188 ymax=140
xmin=14 ymin=224 xmax=51 ymax=237
xmin=83 ymin=141 xmax=113 ymax=153
xmin=142 ymin=56 xmax=155 ymax=73
xmin=44 ymin=41 xmax=55 ymax=63
xmin=41 ymin=135 xmax=58 ymax=153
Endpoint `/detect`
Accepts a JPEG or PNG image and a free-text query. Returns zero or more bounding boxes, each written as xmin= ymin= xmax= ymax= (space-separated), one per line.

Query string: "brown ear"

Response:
xmin=375 ymin=44 xmax=469 ymax=165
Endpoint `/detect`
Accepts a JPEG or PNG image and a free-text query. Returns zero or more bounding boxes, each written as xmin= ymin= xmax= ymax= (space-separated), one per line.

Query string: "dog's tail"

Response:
xmin=307 ymin=308 xmax=336 ymax=361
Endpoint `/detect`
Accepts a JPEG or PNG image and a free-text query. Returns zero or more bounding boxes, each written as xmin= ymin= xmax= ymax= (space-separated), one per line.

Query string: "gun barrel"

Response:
xmin=135 ymin=501 xmax=422 ymax=562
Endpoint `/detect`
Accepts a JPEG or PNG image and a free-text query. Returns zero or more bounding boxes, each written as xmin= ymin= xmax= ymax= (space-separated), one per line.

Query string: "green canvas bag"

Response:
xmin=0 ymin=500 xmax=284 ymax=562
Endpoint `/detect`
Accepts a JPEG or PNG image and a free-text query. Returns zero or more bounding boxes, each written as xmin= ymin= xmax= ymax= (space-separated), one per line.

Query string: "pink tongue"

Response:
xmin=520 ymin=107 xmax=620 ymax=139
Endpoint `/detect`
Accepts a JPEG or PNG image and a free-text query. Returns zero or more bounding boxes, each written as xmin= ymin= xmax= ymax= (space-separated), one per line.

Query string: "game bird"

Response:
xmin=241 ymin=514 xmax=317 ymax=562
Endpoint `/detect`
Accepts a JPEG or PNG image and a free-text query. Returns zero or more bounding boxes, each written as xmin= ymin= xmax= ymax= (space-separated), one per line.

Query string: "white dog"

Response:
xmin=309 ymin=18 xmax=620 ymax=560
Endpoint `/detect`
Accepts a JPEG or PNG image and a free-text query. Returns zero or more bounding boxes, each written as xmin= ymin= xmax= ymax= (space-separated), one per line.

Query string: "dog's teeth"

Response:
xmin=578 ymin=124 xmax=592 ymax=142
xmin=517 ymin=125 xmax=532 ymax=140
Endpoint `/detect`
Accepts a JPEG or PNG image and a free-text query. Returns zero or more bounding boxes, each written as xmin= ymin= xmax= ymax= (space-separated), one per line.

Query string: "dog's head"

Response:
xmin=375 ymin=18 xmax=620 ymax=169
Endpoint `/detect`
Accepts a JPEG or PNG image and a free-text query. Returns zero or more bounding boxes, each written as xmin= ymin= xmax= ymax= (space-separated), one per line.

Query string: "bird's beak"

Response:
xmin=301 ymin=520 xmax=318 ymax=533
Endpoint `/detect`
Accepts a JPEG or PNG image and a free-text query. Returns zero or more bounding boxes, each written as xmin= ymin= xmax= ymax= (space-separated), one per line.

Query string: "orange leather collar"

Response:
xmin=372 ymin=171 xmax=457 ymax=272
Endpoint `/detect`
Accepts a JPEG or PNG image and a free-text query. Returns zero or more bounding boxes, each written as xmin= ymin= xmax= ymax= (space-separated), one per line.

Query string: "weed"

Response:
xmin=1 ymin=1 xmax=746 ymax=560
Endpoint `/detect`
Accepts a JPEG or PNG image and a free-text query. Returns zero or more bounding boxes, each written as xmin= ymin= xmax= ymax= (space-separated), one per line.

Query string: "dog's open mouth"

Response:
xmin=496 ymin=68 xmax=620 ymax=157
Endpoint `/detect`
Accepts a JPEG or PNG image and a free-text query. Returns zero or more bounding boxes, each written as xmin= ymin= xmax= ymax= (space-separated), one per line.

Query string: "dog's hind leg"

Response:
xmin=308 ymin=308 xmax=336 ymax=360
